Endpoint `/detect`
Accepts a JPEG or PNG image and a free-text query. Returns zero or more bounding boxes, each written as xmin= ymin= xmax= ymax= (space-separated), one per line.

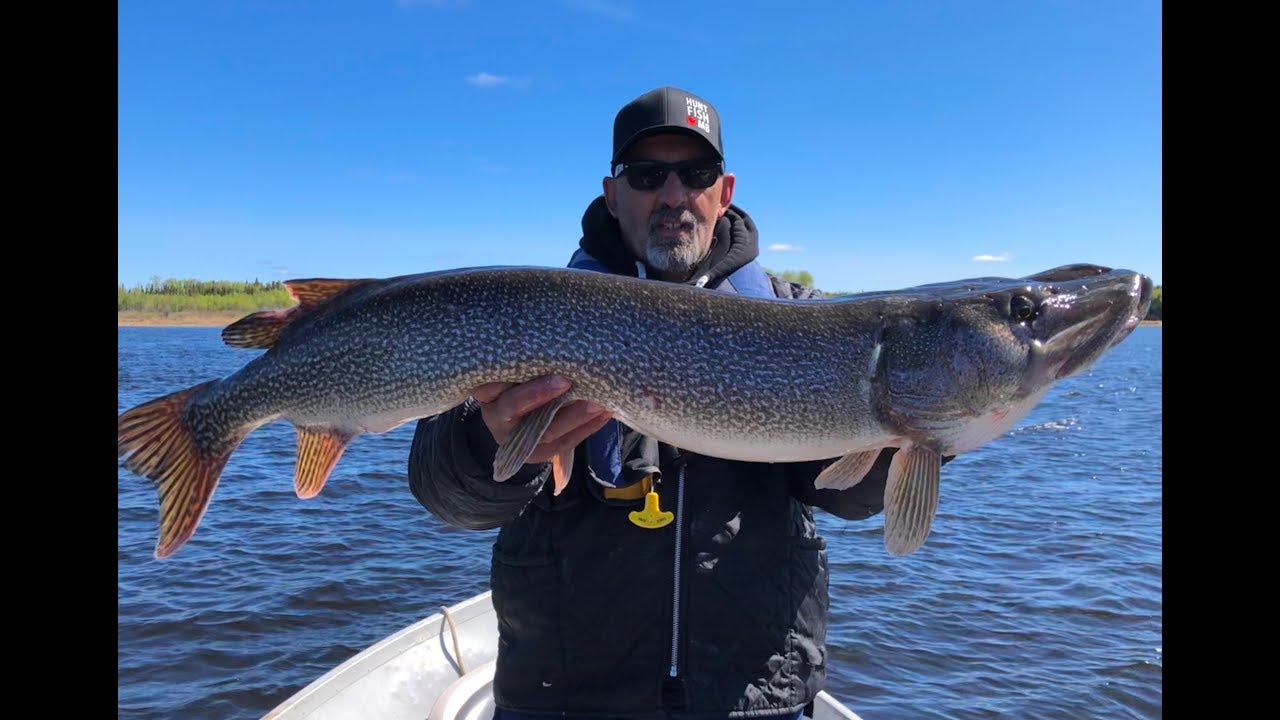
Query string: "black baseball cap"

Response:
xmin=611 ymin=86 xmax=724 ymax=165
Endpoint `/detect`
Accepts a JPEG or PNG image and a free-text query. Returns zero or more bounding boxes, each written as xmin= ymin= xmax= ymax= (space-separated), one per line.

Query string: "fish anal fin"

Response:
xmin=883 ymin=445 xmax=942 ymax=556
xmin=295 ymin=426 xmax=357 ymax=498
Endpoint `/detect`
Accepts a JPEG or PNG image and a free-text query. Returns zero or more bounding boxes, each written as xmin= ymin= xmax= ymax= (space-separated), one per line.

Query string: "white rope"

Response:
xmin=441 ymin=605 xmax=466 ymax=676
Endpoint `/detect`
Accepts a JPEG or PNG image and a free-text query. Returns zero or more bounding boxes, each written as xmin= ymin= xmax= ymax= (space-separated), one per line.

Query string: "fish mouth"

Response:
xmin=1029 ymin=267 xmax=1154 ymax=382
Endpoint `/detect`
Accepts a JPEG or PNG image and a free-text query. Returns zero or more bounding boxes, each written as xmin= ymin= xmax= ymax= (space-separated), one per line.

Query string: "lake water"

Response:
xmin=117 ymin=326 xmax=1161 ymax=719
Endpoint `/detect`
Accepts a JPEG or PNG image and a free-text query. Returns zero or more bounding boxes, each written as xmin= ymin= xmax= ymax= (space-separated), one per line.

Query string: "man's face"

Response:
xmin=603 ymin=134 xmax=736 ymax=282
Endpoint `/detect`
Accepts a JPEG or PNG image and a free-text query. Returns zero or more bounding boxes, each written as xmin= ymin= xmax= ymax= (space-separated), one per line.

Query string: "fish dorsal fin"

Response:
xmin=221 ymin=278 xmax=374 ymax=349
xmin=284 ymin=278 xmax=373 ymax=308
xmin=883 ymin=445 xmax=942 ymax=556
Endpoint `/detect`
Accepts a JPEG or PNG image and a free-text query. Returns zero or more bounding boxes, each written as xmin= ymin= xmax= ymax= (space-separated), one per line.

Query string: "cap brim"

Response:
xmin=612 ymin=126 xmax=723 ymax=164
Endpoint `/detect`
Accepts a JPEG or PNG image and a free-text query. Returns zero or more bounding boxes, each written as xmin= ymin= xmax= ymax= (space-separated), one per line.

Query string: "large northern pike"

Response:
xmin=118 ymin=263 xmax=1152 ymax=559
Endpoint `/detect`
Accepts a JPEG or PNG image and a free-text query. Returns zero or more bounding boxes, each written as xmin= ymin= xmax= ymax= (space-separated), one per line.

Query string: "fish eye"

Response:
xmin=1010 ymin=295 xmax=1037 ymax=322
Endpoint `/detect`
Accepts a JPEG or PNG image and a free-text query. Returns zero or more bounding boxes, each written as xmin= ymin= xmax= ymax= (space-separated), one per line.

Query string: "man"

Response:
xmin=409 ymin=86 xmax=901 ymax=719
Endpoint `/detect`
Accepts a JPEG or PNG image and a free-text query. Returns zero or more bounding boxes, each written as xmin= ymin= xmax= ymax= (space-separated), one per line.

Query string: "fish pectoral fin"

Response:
xmin=814 ymin=449 xmax=883 ymax=490
xmin=492 ymin=395 xmax=571 ymax=482
xmin=552 ymin=445 xmax=575 ymax=496
xmin=294 ymin=426 xmax=357 ymax=498
xmin=883 ymin=445 xmax=942 ymax=557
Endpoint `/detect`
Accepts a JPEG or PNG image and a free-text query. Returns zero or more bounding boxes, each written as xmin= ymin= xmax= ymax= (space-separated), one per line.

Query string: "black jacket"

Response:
xmin=408 ymin=198 xmax=897 ymax=718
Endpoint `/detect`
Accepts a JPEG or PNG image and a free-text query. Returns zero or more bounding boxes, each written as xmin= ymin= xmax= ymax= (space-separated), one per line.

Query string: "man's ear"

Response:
xmin=718 ymin=173 xmax=736 ymax=216
xmin=603 ymin=177 xmax=619 ymax=218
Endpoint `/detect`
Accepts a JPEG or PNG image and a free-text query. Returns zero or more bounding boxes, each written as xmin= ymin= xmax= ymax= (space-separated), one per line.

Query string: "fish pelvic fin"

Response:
xmin=493 ymin=395 xmax=571 ymax=482
xmin=552 ymin=445 xmax=575 ymax=496
xmin=883 ymin=445 xmax=942 ymax=557
xmin=117 ymin=380 xmax=248 ymax=559
xmin=294 ymin=426 xmax=357 ymax=498
xmin=221 ymin=278 xmax=375 ymax=349
xmin=814 ymin=449 xmax=882 ymax=490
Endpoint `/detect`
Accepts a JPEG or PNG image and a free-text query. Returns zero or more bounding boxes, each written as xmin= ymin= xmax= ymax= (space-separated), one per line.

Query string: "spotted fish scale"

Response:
xmin=118 ymin=263 xmax=1152 ymax=558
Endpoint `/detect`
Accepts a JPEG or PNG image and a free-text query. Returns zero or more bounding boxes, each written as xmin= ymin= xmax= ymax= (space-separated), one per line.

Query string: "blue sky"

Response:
xmin=118 ymin=1 xmax=1161 ymax=293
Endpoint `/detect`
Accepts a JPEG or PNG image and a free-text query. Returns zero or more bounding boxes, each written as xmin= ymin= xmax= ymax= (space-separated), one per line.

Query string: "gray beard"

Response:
xmin=645 ymin=209 xmax=709 ymax=277
xmin=645 ymin=237 xmax=703 ymax=276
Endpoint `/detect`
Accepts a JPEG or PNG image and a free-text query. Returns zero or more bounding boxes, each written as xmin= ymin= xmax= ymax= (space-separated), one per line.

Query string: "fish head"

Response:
xmin=1018 ymin=264 xmax=1154 ymax=384
xmin=874 ymin=264 xmax=1153 ymax=453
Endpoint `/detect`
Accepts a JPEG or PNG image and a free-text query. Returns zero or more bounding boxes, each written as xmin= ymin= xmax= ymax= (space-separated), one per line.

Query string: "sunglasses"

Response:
xmin=612 ymin=159 xmax=724 ymax=191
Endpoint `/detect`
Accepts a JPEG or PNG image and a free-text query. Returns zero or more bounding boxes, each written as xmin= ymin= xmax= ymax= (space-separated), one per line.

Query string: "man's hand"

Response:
xmin=470 ymin=375 xmax=613 ymax=469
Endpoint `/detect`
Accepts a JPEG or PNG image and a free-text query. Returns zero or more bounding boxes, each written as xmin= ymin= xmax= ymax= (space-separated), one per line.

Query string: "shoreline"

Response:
xmin=118 ymin=312 xmax=260 ymax=327
xmin=119 ymin=312 xmax=1166 ymax=329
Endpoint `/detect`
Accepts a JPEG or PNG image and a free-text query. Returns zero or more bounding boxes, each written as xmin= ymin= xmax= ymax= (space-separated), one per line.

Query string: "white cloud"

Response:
xmin=768 ymin=243 xmax=804 ymax=252
xmin=563 ymin=0 xmax=632 ymax=20
xmin=972 ymin=253 xmax=1012 ymax=262
xmin=466 ymin=72 xmax=510 ymax=88
xmin=466 ymin=72 xmax=532 ymax=89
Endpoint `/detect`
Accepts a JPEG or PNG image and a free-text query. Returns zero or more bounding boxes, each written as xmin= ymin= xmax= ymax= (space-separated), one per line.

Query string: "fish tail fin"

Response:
xmin=117 ymin=380 xmax=248 ymax=559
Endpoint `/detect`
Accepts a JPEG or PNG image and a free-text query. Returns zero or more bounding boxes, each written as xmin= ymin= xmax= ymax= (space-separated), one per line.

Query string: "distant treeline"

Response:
xmin=119 ymin=274 xmax=1164 ymax=320
xmin=118 ymin=277 xmax=293 ymax=313
xmin=764 ymin=268 xmax=815 ymax=288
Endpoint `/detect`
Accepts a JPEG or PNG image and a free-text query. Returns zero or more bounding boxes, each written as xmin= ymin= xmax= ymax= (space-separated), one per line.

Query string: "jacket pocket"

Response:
xmin=490 ymin=550 xmax=564 ymax=709
xmin=693 ymin=534 xmax=828 ymax=710
xmin=787 ymin=535 xmax=829 ymax=673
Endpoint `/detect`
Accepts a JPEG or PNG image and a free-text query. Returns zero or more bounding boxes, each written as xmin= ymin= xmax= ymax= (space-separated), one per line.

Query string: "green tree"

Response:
xmin=762 ymin=268 xmax=815 ymax=287
xmin=1147 ymin=285 xmax=1161 ymax=320
xmin=118 ymin=278 xmax=292 ymax=314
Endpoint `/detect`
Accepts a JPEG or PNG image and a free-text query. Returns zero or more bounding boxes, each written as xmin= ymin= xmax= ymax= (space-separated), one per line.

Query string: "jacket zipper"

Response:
xmin=669 ymin=465 xmax=686 ymax=677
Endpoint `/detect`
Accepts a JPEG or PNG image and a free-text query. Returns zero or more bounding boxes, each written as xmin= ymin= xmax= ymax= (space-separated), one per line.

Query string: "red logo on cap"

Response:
xmin=686 ymin=115 xmax=697 ymax=126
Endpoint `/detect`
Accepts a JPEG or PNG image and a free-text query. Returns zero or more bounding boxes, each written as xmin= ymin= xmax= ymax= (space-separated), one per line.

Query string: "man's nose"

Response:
xmin=655 ymin=169 xmax=689 ymax=207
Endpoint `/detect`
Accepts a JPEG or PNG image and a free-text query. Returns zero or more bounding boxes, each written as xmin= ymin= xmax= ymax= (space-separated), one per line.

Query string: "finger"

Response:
xmin=542 ymin=412 xmax=614 ymax=459
xmin=492 ymin=375 xmax=572 ymax=420
xmin=538 ymin=400 xmax=611 ymax=445
xmin=471 ymin=382 xmax=515 ymax=404
xmin=525 ymin=409 xmax=612 ymax=466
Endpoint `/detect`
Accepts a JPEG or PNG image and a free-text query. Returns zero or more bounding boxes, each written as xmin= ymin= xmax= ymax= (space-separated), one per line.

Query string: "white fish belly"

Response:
xmin=620 ymin=413 xmax=895 ymax=464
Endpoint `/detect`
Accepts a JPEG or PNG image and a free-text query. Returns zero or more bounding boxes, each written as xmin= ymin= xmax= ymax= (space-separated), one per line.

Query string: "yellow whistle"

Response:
xmin=628 ymin=491 xmax=674 ymax=529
